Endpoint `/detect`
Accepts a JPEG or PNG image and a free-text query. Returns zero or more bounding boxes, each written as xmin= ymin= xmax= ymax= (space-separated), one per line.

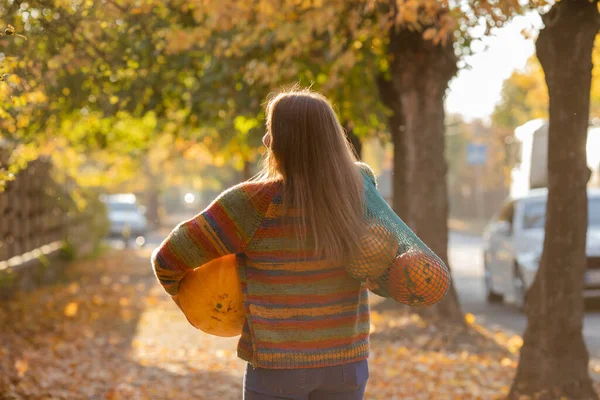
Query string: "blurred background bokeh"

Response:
xmin=2 ymin=1 xmax=600 ymax=399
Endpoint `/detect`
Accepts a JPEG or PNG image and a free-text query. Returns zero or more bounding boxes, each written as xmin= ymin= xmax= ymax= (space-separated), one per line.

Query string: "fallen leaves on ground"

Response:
xmin=0 ymin=249 xmax=598 ymax=399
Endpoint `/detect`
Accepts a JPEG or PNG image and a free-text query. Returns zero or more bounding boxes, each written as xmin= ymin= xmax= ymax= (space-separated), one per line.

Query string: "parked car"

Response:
xmin=101 ymin=194 xmax=148 ymax=240
xmin=482 ymin=188 xmax=600 ymax=307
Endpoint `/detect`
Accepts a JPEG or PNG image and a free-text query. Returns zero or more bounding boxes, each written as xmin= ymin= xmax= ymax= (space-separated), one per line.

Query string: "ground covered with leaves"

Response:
xmin=1 ymin=249 xmax=599 ymax=400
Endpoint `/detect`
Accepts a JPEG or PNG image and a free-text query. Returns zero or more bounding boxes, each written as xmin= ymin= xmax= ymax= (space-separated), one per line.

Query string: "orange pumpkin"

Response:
xmin=386 ymin=250 xmax=448 ymax=306
xmin=350 ymin=223 xmax=400 ymax=281
xmin=178 ymin=254 xmax=245 ymax=337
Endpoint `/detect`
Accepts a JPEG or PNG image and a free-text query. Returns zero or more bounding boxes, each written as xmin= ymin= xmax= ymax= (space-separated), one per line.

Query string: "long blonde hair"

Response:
xmin=255 ymin=88 xmax=365 ymax=261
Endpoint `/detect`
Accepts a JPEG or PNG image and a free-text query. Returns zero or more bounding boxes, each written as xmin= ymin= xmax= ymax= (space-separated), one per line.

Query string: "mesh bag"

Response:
xmin=346 ymin=167 xmax=451 ymax=307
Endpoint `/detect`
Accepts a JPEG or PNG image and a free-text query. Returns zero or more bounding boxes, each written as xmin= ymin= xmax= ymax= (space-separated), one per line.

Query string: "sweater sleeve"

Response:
xmin=151 ymin=182 xmax=270 ymax=296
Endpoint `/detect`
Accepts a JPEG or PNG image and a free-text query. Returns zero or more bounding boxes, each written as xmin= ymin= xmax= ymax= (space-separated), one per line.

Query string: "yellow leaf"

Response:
xmin=507 ymin=335 xmax=524 ymax=353
xmin=465 ymin=312 xmax=476 ymax=325
xmin=68 ymin=282 xmax=80 ymax=294
xmin=64 ymin=302 xmax=79 ymax=317
xmin=422 ymin=27 xmax=437 ymax=41
xmin=145 ymin=296 xmax=159 ymax=306
xmin=500 ymin=357 xmax=513 ymax=366
xmin=121 ymin=309 xmax=134 ymax=321
xmin=370 ymin=310 xmax=383 ymax=323
xmin=15 ymin=359 xmax=28 ymax=377
xmin=110 ymin=96 xmax=119 ymax=104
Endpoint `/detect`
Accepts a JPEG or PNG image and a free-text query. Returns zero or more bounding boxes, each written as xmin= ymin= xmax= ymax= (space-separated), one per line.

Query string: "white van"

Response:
xmin=507 ymin=119 xmax=600 ymax=199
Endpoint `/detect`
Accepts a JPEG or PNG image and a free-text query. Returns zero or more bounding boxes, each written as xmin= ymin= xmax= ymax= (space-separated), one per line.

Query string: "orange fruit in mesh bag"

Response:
xmin=178 ymin=254 xmax=245 ymax=337
xmin=349 ymin=223 xmax=399 ymax=281
xmin=385 ymin=250 xmax=449 ymax=306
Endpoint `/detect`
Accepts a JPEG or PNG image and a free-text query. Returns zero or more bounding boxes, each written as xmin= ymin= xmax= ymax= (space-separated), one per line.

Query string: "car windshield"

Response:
xmin=107 ymin=202 xmax=139 ymax=213
xmin=523 ymin=197 xmax=600 ymax=229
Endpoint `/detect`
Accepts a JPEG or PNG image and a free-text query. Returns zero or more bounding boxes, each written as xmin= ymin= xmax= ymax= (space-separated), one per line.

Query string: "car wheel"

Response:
xmin=484 ymin=259 xmax=504 ymax=303
xmin=513 ymin=264 xmax=526 ymax=311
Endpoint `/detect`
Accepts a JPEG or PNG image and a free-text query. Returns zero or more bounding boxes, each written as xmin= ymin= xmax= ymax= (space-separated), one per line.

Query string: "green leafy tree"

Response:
xmin=492 ymin=55 xmax=549 ymax=130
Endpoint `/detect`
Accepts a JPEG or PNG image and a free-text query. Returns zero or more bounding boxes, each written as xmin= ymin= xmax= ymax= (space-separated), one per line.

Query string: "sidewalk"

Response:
xmin=1 ymin=249 xmax=598 ymax=399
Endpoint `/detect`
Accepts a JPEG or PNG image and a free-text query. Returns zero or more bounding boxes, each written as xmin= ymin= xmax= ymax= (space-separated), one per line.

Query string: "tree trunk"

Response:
xmin=242 ymin=160 xmax=253 ymax=181
xmin=376 ymin=74 xmax=409 ymax=223
xmin=343 ymin=121 xmax=363 ymax=160
xmin=510 ymin=2 xmax=600 ymax=399
xmin=388 ymin=22 xmax=463 ymax=323
xmin=142 ymin=156 xmax=161 ymax=229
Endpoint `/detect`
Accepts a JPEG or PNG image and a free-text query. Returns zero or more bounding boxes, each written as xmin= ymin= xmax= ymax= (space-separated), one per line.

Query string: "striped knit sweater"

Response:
xmin=152 ymin=163 xmax=382 ymax=369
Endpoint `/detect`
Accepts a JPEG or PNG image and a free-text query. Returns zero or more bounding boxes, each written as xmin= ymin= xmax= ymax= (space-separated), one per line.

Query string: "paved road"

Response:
xmin=104 ymin=213 xmax=189 ymax=250
xmin=450 ymin=231 xmax=600 ymax=359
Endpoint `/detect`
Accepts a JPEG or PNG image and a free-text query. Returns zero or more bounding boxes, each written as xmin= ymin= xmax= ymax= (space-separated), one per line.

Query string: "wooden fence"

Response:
xmin=0 ymin=157 xmax=105 ymax=298
xmin=0 ymin=158 xmax=65 ymax=263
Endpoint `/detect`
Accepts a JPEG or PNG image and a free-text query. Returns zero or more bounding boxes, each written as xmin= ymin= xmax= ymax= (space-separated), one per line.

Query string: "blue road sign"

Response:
xmin=467 ymin=143 xmax=488 ymax=166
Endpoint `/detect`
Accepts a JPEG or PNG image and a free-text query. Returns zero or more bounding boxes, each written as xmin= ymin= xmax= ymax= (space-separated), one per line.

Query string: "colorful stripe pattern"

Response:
xmin=152 ymin=163 xmax=378 ymax=369
xmin=152 ymin=182 xmax=274 ymax=296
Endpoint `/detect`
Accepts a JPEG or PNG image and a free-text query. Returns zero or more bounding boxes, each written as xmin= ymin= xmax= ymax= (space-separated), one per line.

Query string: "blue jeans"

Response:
xmin=243 ymin=359 xmax=369 ymax=400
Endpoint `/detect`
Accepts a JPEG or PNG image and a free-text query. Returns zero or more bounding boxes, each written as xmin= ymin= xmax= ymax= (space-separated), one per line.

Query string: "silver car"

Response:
xmin=483 ymin=188 xmax=600 ymax=308
xmin=102 ymin=194 xmax=149 ymax=239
